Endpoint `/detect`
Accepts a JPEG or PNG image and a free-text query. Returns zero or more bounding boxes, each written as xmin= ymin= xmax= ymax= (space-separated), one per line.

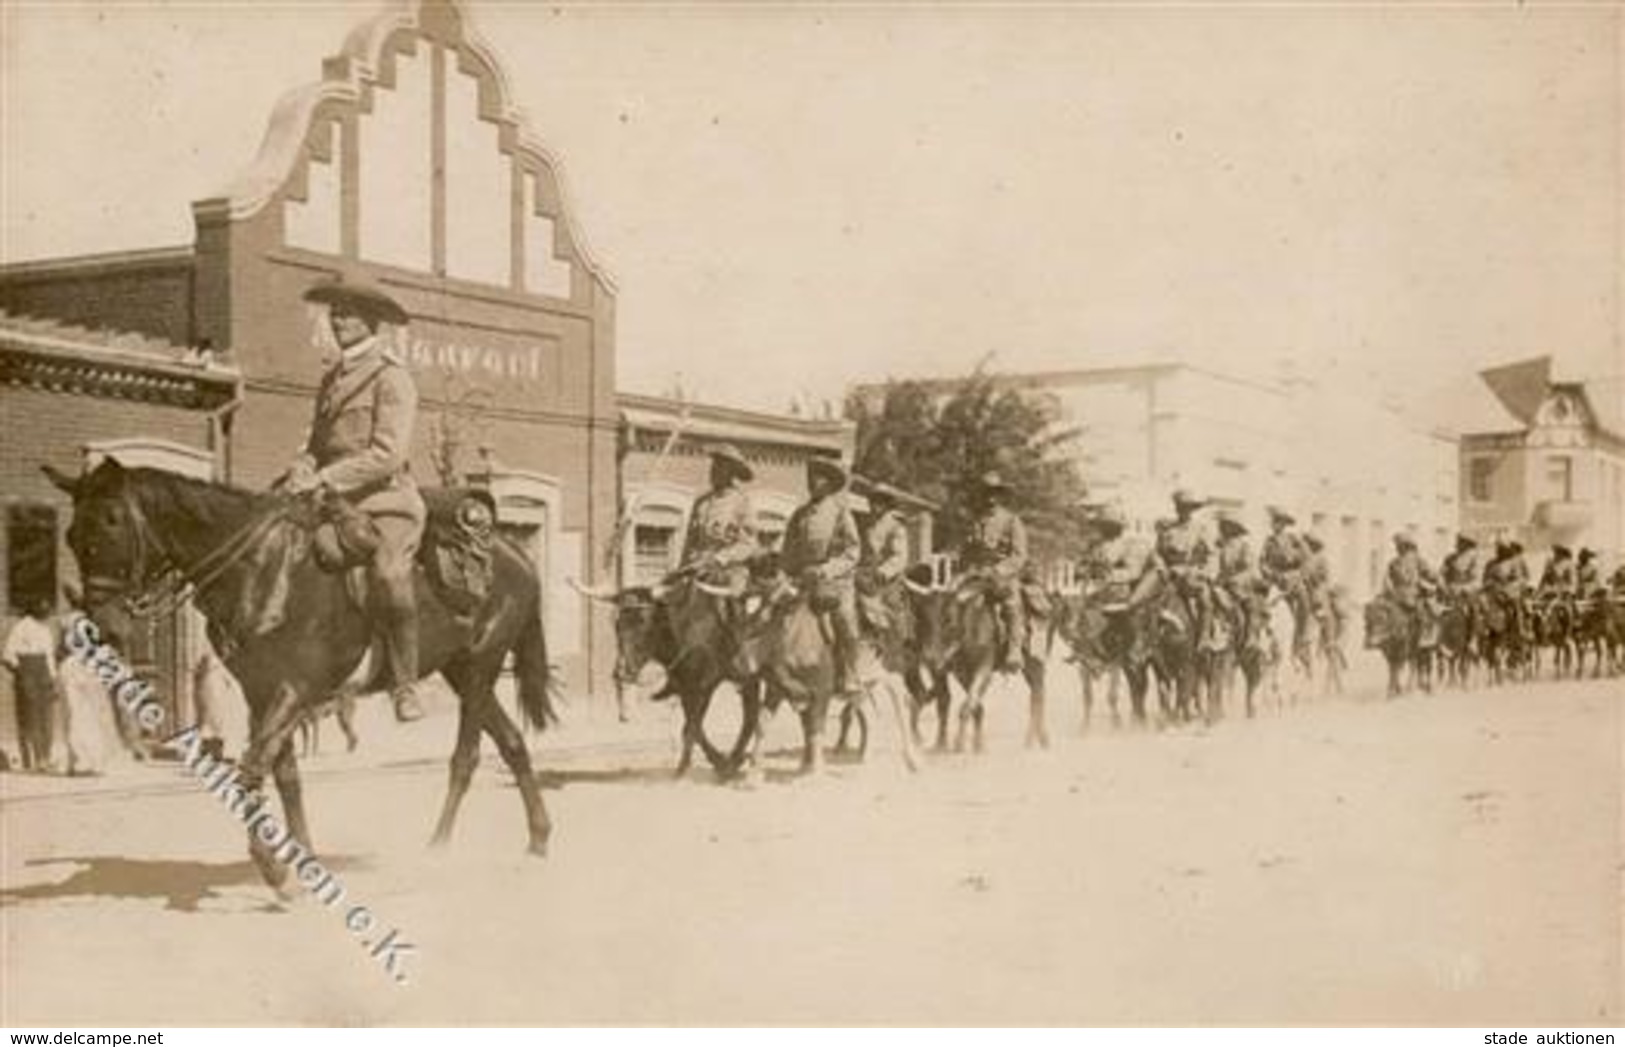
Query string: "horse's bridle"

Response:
xmin=84 ymin=483 xmax=287 ymax=620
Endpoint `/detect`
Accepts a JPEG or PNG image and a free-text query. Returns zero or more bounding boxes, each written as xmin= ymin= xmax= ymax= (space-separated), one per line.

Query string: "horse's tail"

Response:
xmin=514 ymin=592 xmax=560 ymax=733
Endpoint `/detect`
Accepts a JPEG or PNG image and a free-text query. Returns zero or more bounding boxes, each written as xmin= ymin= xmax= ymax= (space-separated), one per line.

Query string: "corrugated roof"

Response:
xmin=618 ymin=391 xmax=851 ymax=452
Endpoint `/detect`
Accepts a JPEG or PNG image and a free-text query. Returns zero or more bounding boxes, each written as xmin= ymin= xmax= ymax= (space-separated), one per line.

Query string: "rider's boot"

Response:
xmin=374 ymin=544 xmax=425 ymax=724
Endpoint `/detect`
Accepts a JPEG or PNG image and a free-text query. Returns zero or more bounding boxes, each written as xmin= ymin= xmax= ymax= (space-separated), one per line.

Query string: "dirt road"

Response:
xmin=2 ymin=675 xmax=1619 ymax=1025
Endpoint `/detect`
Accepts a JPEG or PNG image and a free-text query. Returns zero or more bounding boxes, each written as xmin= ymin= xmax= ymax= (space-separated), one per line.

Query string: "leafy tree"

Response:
xmin=845 ymin=369 xmax=1090 ymax=562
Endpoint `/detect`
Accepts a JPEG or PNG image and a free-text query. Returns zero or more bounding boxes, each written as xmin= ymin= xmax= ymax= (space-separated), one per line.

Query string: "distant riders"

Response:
xmin=1441 ymin=534 xmax=1482 ymax=637
xmin=1382 ymin=532 xmax=1440 ymax=644
xmin=958 ymin=472 xmax=1034 ymax=671
xmin=1212 ymin=512 xmax=1261 ymax=653
xmin=779 ymin=458 xmax=864 ymax=698
xmin=1136 ymin=489 xmax=1211 ymax=641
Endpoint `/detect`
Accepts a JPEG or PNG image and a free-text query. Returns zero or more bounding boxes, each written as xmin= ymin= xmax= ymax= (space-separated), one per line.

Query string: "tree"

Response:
xmin=428 ymin=372 xmax=495 ymax=486
xmin=844 ymin=369 xmax=1091 ymax=561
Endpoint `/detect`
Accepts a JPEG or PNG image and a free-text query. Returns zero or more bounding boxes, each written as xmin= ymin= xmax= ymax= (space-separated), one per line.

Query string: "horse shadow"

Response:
xmin=0 ymin=853 xmax=373 ymax=914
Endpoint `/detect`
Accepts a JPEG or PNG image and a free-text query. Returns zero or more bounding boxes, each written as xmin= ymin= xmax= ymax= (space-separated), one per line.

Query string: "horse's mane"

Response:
xmin=125 ymin=467 xmax=270 ymax=535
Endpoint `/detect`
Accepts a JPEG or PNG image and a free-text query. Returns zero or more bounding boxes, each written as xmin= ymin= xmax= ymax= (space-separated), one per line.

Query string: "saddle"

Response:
xmin=229 ymin=487 xmax=497 ymax=642
xmin=418 ymin=487 xmax=498 ymax=616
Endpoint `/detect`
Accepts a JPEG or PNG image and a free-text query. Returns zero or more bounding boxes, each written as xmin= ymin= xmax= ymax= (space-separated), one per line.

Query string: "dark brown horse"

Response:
xmin=945 ymin=574 xmax=1050 ymax=752
xmin=1364 ymin=594 xmax=1434 ymax=697
xmin=47 ymin=460 xmax=556 ymax=894
xmin=1053 ymin=589 xmax=1136 ymax=731
xmin=591 ymin=579 xmax=760 ymax=778
xmin=895 ymin=566 xmax=961 ymax=750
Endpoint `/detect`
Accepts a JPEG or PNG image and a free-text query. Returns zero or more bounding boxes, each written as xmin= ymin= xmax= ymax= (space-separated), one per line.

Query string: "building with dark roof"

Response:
xmin=1459 ymin=356 xmax=1624 ymax=561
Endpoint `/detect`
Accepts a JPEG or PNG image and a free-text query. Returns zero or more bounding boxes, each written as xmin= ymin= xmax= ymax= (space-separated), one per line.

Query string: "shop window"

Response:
xmin=6 ymin=505 xmax=58 ymax=614
xmin=632 ymin=524 xmax=678 ymax=587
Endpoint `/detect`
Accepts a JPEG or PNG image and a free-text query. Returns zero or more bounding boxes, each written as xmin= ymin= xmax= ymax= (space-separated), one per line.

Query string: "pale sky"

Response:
xmin=2 ymin=1 xmax=1620 ymax=419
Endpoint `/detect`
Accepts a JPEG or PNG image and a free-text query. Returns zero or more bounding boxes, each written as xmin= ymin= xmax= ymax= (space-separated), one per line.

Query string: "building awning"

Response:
xmin=619 ymin=394 xmax=851 ymax=456
xmin=0 ymin=309 xmax=239 ymax=409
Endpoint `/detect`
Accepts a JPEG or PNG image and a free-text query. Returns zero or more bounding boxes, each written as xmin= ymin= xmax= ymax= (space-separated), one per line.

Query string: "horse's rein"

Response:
xmin=110 ymin=488 xmax=290 ymax=620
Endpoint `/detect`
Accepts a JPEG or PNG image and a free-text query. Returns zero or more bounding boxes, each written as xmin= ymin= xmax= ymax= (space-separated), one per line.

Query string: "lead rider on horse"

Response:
xmin=277 ymin=277 xmax=426 ymax=723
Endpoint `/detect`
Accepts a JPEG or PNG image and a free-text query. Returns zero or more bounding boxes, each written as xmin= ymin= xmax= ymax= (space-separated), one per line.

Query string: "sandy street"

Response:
xmin=2 ymin=672 xmax=1620 ymax=1026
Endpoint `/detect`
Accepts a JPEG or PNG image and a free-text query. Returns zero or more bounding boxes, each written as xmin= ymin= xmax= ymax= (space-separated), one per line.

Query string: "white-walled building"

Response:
xmin=856 ymin=357 xmax=1459 ymax=602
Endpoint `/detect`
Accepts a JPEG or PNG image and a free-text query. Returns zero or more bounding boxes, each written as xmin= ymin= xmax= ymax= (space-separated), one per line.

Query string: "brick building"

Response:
xmin=0 ymin=0 xmax=622 ymax=702
xmin=616 ymin=393 xmax=855 ymax=588
xmin=0 ymin=311 xmax=242 ymax=747
xmin=0 ymin=0 xmax=847 ymax=735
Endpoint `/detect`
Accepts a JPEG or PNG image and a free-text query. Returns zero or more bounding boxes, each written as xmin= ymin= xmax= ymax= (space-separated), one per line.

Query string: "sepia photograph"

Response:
xmin=0 ymin=0 xmax=1621 ymax=1030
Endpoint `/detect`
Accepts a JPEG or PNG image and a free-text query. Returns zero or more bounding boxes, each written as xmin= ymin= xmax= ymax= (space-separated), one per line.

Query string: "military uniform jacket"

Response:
xmin=1442 ymin=550 xmax=1479 ymax=588
xmin=781 ymin=495 xmax=860 ymax=592
xmin=1154 ymin=519 xmax=1209 ymax=574
xmin=1080 ymin=536 xmax=1132 ymax=585
xmin=1485 ymin=556 xmax=1520 ymax=592
xmin=301 ymin=339 xmax=422 ymax=519
xmin=1213 ymin=537 xmax=1256 ymax=591
xmin=862 ymin=510 xmax=910 ymax=583
xmin=1261 ymin=531 xmax=1307 ymax=579
xmin=1384 ymin=550 xmax=1437 ymax=604
xmin=1539 ymin=559 xmax=1576 ymax=594
xmin=962 ymin=506 xmax=1028 ymax=580
xmin=1576 ymin=561 xmax=1602 ymax=595
xmin=1304 ymin=550 xmax=1330 ymax=592
xmin=680 ymin=486 xmax=758 ymax=569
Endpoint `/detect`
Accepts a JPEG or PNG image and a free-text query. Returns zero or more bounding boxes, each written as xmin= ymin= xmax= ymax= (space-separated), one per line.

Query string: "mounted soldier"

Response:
xmin=855 ymin=480 xmax=918 ymax=638
xmin=1382 ymin=533 xmax=1440 ymax=635
xmin=1442 ymin=535 xmax=1480 ymax=593
xmin=1302 ymin=532 xmax=1331 ymax=612
xmin=1484 ymin=539 xmax=1529 ymax=644
xmin=276 ymin=276 xmax=426 ymax=723
xmin=778 ymin=458 xmax=863 ymax=698
xmin=1136 ymin=489 xmax=1211 ymax=632
xmin=1302 ymin=532 xmax=1343 ymax=647
xmin=1260 ymin=507 xmax=1311 ymax=640
xmin=958 ymin=471 xmax=1031 ymax=672
xmin=1211 ymin=512 xmax=1260 ymax=653
xmin=1077 ymin=504 xmax=1137 ymax=601
xmin=1575 ymin=547 xmax=1602 ymax=599
xmin=1537 ymin=544 xmax=1577 ymax=597
xmin=676 ymin=444 xmax=759 ymax=600
xmin=1440 ymin=533 xmax=1481 ymax=635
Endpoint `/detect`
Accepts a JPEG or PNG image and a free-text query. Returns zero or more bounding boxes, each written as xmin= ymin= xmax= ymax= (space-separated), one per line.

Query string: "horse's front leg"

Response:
xmin=799 ymin=689 xmax=828 ymax=776
xmin=270 ymin=740 xmax=311 ymax=855
xmin=1024 ymin=657 xmax=1049 ymax=750
xmin=240 ymin=680 xmax=309 ymax=894
xmin=1078 ymin=663 xmax=1095 ymax=735
xmin=675 ymin=688 xmax=705 ymax=778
